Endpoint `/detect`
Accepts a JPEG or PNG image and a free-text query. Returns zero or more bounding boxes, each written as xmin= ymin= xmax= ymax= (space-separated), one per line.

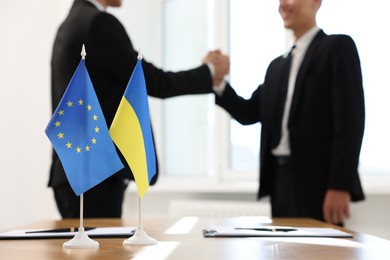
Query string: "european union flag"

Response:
xmin=45 ymin=59 xmax=124 ymax=196
xmin=110 ymin=59 xmax=156 ymax=199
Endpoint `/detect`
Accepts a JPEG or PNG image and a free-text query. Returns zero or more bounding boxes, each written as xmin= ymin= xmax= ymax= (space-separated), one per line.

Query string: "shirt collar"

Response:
xmin=294 ymin=26 xmax=320 ymax=53
xmin=86 ymin=0 xmax=105 ymax=11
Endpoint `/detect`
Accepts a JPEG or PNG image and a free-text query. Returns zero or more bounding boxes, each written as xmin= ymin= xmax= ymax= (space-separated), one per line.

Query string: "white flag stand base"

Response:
xmin=62 ymin=194 xmax=99 ymax=249
xmin=63 ymin=227 xmax=99 ymax=249
xmin=123 ymin=226 xmax=157 ymax=246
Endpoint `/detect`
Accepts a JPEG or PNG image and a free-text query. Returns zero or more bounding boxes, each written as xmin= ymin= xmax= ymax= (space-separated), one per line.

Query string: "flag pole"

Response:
xmin=62 ymin=44 xmax=100 ymax=249
xmin=122 ymin=192 xmax=157 ymax=246
xmin=63 ymin=192 xmax=99 ymax=248
xmin=138 ymin=196 xmax=141 ymax=227
xmin=111 ymin=51 xmax=157 ymax=246
xmin=80 ymin=193 xmax=84 ymax=228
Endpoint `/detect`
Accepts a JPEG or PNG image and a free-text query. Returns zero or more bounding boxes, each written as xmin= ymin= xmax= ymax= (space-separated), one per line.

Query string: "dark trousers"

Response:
xmin=53 ymin=176 xmax=128 ymax=218
xmin=270 ymin=156 xmax=344 ymax=226
xmin=270 ymin=156 xmax=299 ymax=218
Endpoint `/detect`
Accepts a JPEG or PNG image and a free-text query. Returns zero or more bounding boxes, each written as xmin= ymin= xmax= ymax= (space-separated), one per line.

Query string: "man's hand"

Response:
xmin=323 ymin=189 xmax=351 ymax=224
xmin=203 ymin=50 xmax=230 ymax=86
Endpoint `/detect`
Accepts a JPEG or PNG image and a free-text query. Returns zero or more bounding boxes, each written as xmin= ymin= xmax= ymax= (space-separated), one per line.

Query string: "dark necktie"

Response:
xmin=271 ymin=46 xmax=295 ymax=149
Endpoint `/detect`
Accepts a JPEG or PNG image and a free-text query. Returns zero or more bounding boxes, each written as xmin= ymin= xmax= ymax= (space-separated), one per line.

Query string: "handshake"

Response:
xmin=203 ymin=50 xmax=230 ymax=86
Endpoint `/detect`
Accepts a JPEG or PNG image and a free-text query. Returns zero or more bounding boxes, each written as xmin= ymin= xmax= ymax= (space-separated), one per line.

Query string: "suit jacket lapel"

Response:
xmin=288 ymin=30 xmax=326 ymax=123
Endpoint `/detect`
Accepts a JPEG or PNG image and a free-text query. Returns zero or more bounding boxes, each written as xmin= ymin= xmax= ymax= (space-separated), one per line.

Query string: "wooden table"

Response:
xmin=1 ymin=217 xmax=390 ymax=259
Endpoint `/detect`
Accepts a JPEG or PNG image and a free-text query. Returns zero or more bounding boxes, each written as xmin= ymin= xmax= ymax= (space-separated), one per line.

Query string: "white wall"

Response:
xmin=0 ymin=0 xmax=71 ymax=229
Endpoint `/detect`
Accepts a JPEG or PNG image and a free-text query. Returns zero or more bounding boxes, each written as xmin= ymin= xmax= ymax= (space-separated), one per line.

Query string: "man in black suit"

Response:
xmin=211 ymin=0 xmax=365 ymax=224
xmin=50 ymin=0 xmax=229 ymax=218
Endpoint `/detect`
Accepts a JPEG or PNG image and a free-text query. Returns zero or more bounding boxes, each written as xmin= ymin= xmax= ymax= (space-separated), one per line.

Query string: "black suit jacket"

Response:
xmin=49 ymin=0 xmax=213 ymax=187
xmin=216 ymin=30 xmax=365 ymax=213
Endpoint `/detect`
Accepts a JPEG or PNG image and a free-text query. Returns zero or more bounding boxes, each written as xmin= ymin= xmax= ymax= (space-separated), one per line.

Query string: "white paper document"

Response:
xmin=203 ymin=225 xmax=353 ymax=238
xmin=0 ymin=226 xmax=136 ymax=240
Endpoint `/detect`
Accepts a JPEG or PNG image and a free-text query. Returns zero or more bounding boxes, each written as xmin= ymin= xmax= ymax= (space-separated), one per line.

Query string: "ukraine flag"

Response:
xmin=110 ymin=59 xmax=156 ymax=198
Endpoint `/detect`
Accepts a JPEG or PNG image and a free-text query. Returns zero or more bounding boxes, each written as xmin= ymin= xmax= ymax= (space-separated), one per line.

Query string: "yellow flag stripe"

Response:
xmin=109 ymin=97 xmax=149 ymax=198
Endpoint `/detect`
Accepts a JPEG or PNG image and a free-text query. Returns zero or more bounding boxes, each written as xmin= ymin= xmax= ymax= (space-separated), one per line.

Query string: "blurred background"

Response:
xmin=0 ymin=0 xmax=389 ymax=239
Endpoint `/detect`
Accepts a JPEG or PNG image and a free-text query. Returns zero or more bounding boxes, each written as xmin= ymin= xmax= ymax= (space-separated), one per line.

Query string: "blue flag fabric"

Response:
xmin=45 ymin=59 xmax=124 ymax=196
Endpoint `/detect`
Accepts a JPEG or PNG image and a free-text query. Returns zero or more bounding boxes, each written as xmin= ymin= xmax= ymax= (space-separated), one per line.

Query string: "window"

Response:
xmin=229 ymin=0 xmax=285 ymax=172
xmin=162 ymin=0 xmax=215 ymax=178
